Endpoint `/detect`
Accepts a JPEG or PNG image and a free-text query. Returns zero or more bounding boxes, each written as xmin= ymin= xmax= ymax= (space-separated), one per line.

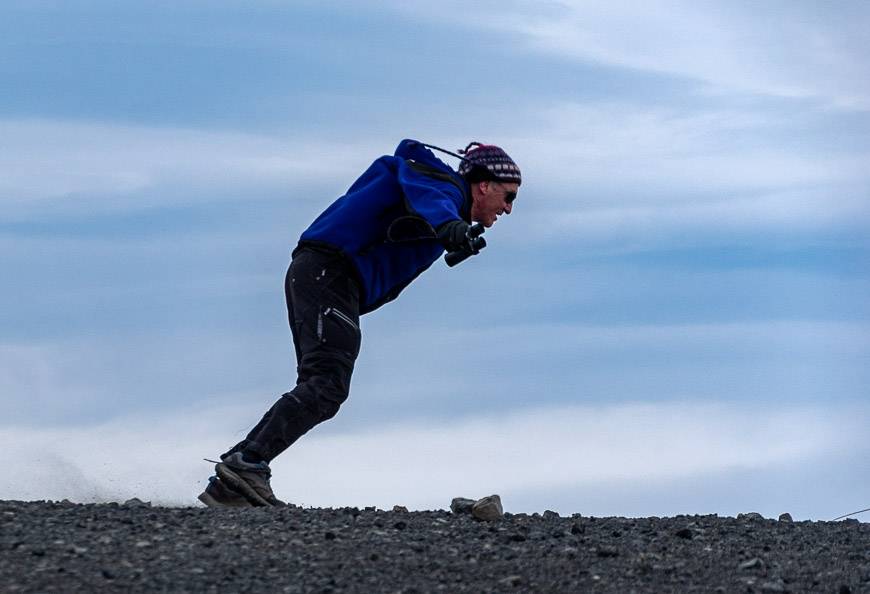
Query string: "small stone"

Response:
xmin=498 ymin=575 xmax=523 ymax=587
xmin=542 ymin=510 xmax=560 ymax=520
xmin=675 ymin=528 xmax=693 ymax=539
xmin=571 ymin=522 xmax=584 ymax=535
xmin=760 ymin=580 xmax=786 ymax=593
xmin=471 ymin=495 xmax=504 ymax=521
xmin=738 ymin=557 xmax=763 ymax=571
xmin=392 ymin=505 xmax=408 ymax=513
xmin=778 ymin=513 xmax=793 ymax=522
xmin=123 ymin=498 xmax=151 ymax=508
xmin=71 ymin=545 xmax=88 ymax=555
xmin=595 ymin=546 xmax=619 ymax=558
xmin=101 ymin=569 xmax=115 ymax=580
xmin=393 ymin=521 xmax=407 ymax=530
xmin=324 ymin=531 xmax=336 ymax=540
xmin=450 ymin=498 xmax=476 ymax=515
xmin=737 ymin=512 xmax=764 ymax=521
xmin=135 ymin=540 xmax=151 ymax=548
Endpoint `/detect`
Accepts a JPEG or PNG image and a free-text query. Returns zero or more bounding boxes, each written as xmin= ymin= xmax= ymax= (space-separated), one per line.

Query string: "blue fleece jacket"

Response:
xmin=296 ymin=139 xmax=471 ymax=314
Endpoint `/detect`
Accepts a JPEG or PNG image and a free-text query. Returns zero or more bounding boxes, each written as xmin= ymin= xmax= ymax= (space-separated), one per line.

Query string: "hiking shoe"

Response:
xmin=215 ymin=452 xmax=286 ymax=507
xmin=197 ymin=475 xmax=252 ymax=508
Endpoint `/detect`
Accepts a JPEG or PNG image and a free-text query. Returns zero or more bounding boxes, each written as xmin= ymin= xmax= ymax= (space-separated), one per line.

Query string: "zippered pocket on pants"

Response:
xmin=316 ymin=306 xmax=361 ymax=359
xmin=323 ymin=307 xmax=359 ymax=332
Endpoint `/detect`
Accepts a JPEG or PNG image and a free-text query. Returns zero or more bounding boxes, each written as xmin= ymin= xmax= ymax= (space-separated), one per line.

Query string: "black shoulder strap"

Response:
xmin=405 ymin=160 xmax=470 ymax=220
xmin=406 ymin=160 xmax=468 ymax=201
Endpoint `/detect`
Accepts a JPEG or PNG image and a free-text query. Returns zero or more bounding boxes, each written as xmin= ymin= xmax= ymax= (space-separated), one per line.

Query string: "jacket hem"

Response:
xmin=293 ymin=240 xmax=367 ymax=306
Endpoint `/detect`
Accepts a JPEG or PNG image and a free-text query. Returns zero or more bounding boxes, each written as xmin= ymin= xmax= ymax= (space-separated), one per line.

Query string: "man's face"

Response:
xmin=471 ymin=180 xmax=518 ymax=228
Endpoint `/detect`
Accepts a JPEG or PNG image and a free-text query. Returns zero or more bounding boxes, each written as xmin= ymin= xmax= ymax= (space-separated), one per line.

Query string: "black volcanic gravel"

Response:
xmin=1 ymin=500 xmax=868 ymax=593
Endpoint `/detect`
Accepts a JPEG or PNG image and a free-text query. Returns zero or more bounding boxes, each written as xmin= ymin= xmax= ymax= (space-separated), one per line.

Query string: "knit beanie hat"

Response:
xmin=457 ymin=142 xmax=522 ymax=186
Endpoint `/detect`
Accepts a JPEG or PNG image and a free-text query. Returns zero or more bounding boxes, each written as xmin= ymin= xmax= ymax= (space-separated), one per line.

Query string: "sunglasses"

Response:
xmin=492 ymin=181 xmax=517 ymax=204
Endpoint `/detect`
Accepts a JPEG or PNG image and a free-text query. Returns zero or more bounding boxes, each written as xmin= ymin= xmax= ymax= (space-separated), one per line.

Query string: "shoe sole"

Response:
xmin=197 ymin=490 xmax=252 ymax=509
xmin=215 ymin=464 xmax=273 ymax=507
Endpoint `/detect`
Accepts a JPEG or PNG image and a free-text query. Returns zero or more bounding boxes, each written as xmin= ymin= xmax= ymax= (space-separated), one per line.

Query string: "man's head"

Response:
xmin=458 ymin=142 xmax=522 ymax=228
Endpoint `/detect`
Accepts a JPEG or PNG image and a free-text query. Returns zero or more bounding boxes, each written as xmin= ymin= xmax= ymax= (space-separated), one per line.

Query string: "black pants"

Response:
xmin=223 ymin=247 xmax=362 ymax=463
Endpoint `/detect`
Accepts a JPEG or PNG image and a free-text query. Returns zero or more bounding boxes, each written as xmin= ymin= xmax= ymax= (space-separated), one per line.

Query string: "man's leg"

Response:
xmin=219 ymin=249 xmax=361 ymax=489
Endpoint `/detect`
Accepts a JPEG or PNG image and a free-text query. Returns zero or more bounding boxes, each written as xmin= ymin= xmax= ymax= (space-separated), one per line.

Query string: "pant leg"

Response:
xmin=223 ymin=248 xmax=361 ymax=463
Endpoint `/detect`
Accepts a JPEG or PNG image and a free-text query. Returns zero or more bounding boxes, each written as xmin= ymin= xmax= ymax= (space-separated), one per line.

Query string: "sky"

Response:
xmin=1 ymin=0 xmax=869 ymax=520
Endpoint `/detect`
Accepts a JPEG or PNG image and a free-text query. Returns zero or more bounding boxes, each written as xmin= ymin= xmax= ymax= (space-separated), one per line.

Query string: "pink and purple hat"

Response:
xmin=457 ymin=142 xmax=522 ymax=186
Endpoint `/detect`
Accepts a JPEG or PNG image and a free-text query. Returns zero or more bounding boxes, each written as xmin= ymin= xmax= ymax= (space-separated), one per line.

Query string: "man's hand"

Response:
xmin=440 ymin=221 xmax=487 ymax=267
xmin=437 ymin=220 xmax=474 ymax=253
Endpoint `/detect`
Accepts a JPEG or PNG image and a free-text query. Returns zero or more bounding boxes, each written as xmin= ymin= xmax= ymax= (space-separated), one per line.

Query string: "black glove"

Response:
xmin=437 ymin=220 xmax=473 ymax=253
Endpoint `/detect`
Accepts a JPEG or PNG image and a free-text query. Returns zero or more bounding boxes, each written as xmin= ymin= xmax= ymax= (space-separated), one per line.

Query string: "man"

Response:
xmin=198 ymin=139 xmax=521 ymax=507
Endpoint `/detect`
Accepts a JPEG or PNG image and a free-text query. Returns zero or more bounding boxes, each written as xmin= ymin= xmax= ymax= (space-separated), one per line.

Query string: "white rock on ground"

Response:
xmin=471 ymin=495 xmax=504 ymax=521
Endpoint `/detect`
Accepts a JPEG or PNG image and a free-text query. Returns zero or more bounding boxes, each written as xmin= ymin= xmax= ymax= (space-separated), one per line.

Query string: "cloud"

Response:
xmin=487 ymin=102 xmax=870 ymax=241
xmin=3 ymin=104 xmax=868 ymax=244
xmin=1 ymin=400 xmax=865 ymax=520
xmin=531 ymin=186 xmax=870 ymax=243
xmin=4 ymin=318 xmax=868 ymax=429
xmin=0 ymin=119 xmax=383 ymax=219
xmin=521 ymin=103 xmax=867 ymax=190
xmin=388 ymin=0 xmax=870 ymax=109
xmin=0 ymin=335 xmax=289 ymax=425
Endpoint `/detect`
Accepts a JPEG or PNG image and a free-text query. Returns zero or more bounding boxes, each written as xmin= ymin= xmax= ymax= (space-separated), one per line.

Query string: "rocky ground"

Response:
xmin=1 ymin=499 xmax=868 ymax=593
